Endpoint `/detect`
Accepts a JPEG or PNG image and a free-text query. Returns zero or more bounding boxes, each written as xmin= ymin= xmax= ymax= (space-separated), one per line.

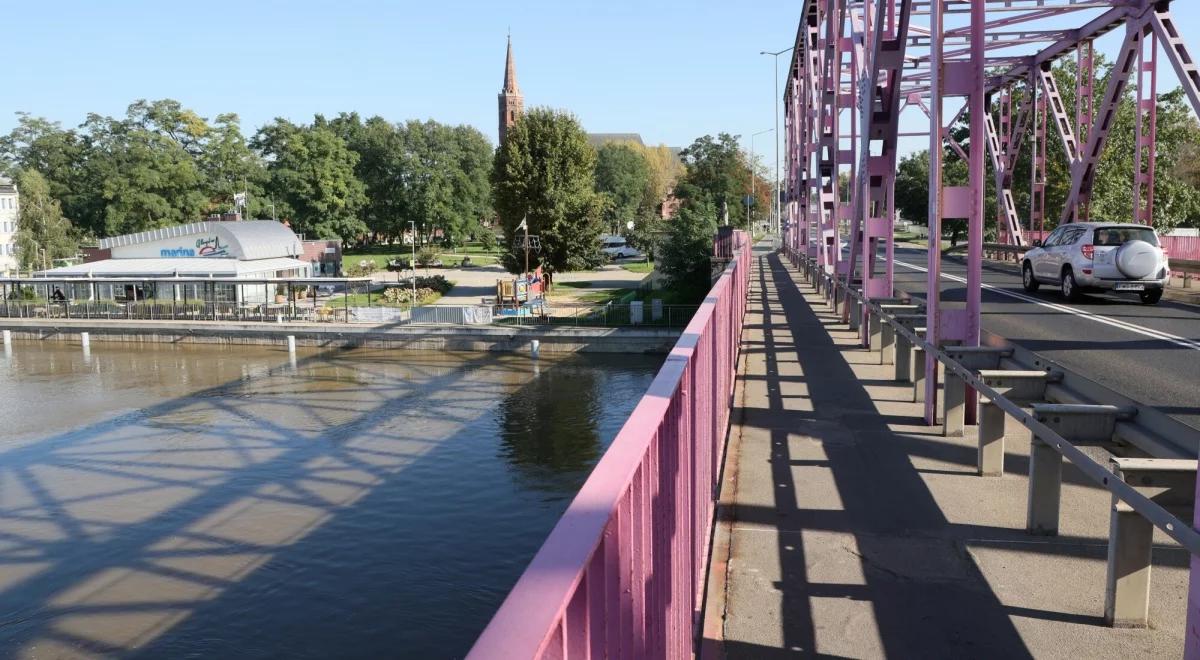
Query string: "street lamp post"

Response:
xmin=408 ymin=220 xmax=417 ymax=308
xmin=750 ymin=128 xmax=774 ymax=231
xmin=761 ymin=46 xmax=795 ymax=238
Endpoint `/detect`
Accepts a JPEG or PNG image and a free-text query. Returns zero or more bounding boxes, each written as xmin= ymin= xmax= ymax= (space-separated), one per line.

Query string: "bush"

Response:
xmin=345 ymin=259 xmax=377 ymax=277
xmin=478 ymin=230 xmax=498 ymax=252
xmin=414 ymin=275 xmax=453 ymax=294
xmin=416 ymin=247 xmax=439 ymax=267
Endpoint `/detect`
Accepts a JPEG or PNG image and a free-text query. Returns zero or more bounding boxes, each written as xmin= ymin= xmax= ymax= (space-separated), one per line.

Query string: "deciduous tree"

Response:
xmin=492 ymin=108 xmax=604 ymax=273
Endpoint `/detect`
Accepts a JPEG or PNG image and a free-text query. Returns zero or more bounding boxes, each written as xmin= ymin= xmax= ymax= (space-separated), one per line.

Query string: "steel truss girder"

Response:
xmin=1059 ymin=22 xmax=1142 ymax=224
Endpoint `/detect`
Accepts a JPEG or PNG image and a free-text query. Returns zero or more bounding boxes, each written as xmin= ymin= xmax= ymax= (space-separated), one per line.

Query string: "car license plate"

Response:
xmin=1114 ymin=282 xmax=1145 ymax=291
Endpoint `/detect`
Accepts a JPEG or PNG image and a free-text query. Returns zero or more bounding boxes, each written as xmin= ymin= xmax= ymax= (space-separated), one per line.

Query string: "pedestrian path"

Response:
xmin=702 ymin=250 xmax=1187 ymax=658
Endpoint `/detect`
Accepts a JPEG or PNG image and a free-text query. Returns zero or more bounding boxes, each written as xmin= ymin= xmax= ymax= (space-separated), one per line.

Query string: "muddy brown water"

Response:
xmin=0 ymin=341 xmax=661 ymax=658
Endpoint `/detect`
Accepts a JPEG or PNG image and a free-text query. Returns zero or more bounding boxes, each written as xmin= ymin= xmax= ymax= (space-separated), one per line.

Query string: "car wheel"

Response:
xmin=1139 ymin=289 xmax=1163 ymax=305
xmin=1060 ymin=268 xmax=1081 ymax=302
xmin=1022 ymin=262 xmax=1040 ymax=292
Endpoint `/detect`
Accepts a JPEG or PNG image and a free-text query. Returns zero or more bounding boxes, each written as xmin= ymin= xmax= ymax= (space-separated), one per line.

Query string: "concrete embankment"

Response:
xmin=0 ymin=318 xmax=681 ymax=354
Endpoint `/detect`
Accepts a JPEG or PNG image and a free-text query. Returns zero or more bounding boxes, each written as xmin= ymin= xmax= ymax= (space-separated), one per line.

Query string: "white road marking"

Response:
xmin=894 ymin=259 xmax=1200 ymax=352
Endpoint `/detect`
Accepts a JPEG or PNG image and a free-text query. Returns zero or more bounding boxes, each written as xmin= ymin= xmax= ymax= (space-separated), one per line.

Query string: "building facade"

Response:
xmin=498 ymin=36 xmax=524 ymax=143
xmin=0 ymin=177 xmax=17 ymax=276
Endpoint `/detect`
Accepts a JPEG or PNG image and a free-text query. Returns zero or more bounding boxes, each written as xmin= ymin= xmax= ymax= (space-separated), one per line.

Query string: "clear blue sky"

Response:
xmin=5 ymin=1 xmax=1200 ymax=169
xmin=1 ymin=0 xmax=800 ymax=152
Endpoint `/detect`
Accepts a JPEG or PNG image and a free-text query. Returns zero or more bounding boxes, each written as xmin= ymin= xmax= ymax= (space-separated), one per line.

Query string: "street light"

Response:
xmin=408 ymin=220 xmax=417 ymax=308
xmin=750 ymin=128 xmax=774 ymax=230
xmin=761 ymin=46 xmax=796 ymax=238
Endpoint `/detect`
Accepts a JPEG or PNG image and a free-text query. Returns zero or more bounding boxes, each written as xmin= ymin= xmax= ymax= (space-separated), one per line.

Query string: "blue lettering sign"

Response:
xmin=160 ymin=248 xmax=197 ymax=257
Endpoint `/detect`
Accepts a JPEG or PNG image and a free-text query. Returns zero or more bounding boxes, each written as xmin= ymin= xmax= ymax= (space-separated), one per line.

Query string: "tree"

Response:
xmin=595 ymin=143 xmax=652 ymax=235
xmin=253 ymin=119 xmax=368 ymax=240
xmin=657 ymin=199 xmax=717 ymax=288
xmin=631 ymin=142 xmax=685 ymax=207
xmin=492 ymin=108 xmax=604 ymax=273
xmin=674 ymin=133 xmax=755 ymax=228
xmin=199 ymin=113 xmax=269 ymax=218
xmin=80 ymin=109 xmax=210 ymax=236
xmin=13 ymin=169 xmax=77 ymax=271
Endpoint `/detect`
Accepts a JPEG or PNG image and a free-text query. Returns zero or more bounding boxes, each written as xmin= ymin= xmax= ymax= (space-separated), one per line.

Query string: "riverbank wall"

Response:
xmin=0 ymin=318 xmax=681 ymax=354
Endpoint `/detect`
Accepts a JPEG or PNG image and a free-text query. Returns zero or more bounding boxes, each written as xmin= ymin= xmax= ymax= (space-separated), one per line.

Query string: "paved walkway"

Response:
xmin=372 ymin=263 xmax=652 ymax=305
xmin=705 ymin=249 xmax=1187 ymax=658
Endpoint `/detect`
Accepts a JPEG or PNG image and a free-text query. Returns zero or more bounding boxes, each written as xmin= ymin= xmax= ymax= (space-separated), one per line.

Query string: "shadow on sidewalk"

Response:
xmin=722 ymin=251 xmax=1034 ymax=658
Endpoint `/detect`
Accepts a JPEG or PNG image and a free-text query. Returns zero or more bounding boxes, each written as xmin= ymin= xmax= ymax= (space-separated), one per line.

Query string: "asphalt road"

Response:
xmin=889 ymin=246 xmax=1200 ymax=431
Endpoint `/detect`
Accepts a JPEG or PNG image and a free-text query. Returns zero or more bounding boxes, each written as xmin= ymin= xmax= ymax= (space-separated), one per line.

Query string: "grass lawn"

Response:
xmin=621 ymin=261 xmax=655 ymax=274
xmin=337 ymin=289 xmax=445 ymax=307
xmin=344 ymin=249 xmax=502 ymax=270
xmin=557 ymin=281 xmax=593 ymax=289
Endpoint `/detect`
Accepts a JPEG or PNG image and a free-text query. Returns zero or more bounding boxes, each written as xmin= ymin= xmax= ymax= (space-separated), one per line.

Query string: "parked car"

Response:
xmin=600 ymin=235 xmax=642 ymax=260
xmin=1021 ymin=222 xmax=1169 ymax=304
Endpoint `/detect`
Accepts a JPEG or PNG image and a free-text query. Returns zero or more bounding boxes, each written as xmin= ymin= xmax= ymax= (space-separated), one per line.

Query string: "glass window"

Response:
xmin=1042 ymin=227 xmax=1066 ymax=247
xmin=1093 ymin=226 xmax=1158 ymax=247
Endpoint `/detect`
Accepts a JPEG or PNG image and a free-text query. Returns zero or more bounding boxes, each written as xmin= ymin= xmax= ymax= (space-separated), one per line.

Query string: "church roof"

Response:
xmin=587 ymin=133 xmax=646 ymax=147
xmin=502 ymin=36 xmax=520 ymax=94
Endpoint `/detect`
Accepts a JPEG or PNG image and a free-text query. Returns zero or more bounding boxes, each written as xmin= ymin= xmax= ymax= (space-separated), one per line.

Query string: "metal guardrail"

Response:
xmin=949 ymin=241 xmax=1200 ymax=284
xmin=468 ymin=233 xmax=751 ymax=658
xmin=784 ymin=244 xmax=1200 ymax=627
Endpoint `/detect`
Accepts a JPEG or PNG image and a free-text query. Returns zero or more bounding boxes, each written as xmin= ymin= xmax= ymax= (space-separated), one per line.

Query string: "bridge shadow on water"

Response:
xmin=0 ymin=343 xmax=655 ymax=658
xmin=710 ymin=251 xmax=1190 ymax=658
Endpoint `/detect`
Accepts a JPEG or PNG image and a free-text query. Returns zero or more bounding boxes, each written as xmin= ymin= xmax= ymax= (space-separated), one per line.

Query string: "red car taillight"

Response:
xmin=1081 ymin=244 xmax=1094 ymax=260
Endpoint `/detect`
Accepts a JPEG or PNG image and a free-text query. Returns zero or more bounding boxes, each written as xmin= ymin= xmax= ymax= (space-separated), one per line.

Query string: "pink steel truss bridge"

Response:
xmin=779 ymin=0 xmax=1197 ymax=428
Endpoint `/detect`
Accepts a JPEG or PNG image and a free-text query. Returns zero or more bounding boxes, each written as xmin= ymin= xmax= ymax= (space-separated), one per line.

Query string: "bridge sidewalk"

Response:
xmin=702 ymin=250 xmax=1187 ymax=658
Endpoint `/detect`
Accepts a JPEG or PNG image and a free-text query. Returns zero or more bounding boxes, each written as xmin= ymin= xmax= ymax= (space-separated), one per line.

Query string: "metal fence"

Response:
xmin=0 ymin=300 xmax=700 ymax=329
xmin=468 ymin=232 xmax=750 ymax=659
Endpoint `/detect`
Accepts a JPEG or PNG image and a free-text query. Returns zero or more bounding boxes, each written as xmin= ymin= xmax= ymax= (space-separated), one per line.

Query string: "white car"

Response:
xmin=1022 ymin=222 xmax=1169 ymax=304
xmin=600 ymin=235 xmax=641 ymax=260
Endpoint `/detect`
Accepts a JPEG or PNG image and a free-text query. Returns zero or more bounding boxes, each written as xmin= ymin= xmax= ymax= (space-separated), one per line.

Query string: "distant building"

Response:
xmin=498 ymin=36 xmax=524 ymax=143
xmin=44 ymin=218 xmax=311 ymax=280
xmin=586 ymin=133 xmax=646 ymax=148
xmin=0 ymin=177 xmax=17 ymax=275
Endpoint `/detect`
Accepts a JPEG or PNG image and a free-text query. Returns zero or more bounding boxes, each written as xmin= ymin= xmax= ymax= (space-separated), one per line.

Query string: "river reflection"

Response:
xmin=0 ymin=341 xmax=660 ymax=658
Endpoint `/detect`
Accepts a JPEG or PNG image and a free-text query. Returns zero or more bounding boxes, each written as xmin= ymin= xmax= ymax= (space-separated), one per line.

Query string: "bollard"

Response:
xmin=942 ymin=371 xmax=966 ymax=437
xmin=287 ymin=335 xmax=296 ymax=353
xmin=978 ymin=400 xmax=1006 ymax=476
xmin=881 ymin=322 xmax=895 ymax=365
xmin=1027 ymin=436 xmax=1063 ymax=535
xmin=80 ymin=332 xmax=90 ymax=349
xmin=895 ymin=333 xmax=912 ymax=382
xmin=913 ymin=348 xmax=927 ymax=403
xmin=530 ymin=339 xmax=540 ymax=358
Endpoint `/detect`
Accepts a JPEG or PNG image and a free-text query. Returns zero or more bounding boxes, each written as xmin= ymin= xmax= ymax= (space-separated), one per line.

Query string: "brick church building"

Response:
xmin=498 ymin=36 xmax=523 ymax=143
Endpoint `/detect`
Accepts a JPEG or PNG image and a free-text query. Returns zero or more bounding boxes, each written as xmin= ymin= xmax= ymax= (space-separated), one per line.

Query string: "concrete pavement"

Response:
xmin=703 ymin=250 xmax=1187 ymax=658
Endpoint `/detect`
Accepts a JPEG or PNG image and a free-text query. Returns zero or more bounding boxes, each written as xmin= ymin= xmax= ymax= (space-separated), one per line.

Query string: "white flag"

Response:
xmin=517 ymin=216 xmax=528 ymax=232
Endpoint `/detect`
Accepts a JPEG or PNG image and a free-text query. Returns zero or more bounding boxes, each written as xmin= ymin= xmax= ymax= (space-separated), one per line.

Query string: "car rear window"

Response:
xmin=1092 ymin=226 xmax=1158 ymax=247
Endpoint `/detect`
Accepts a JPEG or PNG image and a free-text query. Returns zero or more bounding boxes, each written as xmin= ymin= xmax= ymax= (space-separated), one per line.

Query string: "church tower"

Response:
xmin=498 ymin=35 xmax=524 ymax=144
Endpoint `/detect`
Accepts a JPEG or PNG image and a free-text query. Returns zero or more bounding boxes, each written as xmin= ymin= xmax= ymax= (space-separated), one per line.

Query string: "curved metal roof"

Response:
xmin=99 ymin=220 xmax=302 ymax=260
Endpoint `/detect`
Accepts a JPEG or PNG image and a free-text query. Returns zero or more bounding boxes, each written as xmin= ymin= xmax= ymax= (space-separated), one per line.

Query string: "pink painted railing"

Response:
xmin=469 ymin=232 xmax=751 ymax=659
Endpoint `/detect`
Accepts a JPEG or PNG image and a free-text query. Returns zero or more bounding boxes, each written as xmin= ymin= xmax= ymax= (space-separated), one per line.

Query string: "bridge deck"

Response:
xmin=703 ymin=249 xmax=1187 ymax=658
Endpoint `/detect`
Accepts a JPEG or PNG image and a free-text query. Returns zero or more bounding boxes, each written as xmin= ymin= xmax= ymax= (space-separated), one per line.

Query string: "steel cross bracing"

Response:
xmin=780 ymin=0 xmax=1200 ymax=648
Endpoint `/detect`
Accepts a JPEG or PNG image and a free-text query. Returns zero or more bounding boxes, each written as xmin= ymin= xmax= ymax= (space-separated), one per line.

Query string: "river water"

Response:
xmin=0 ymin=341 xmax=661 ymax=658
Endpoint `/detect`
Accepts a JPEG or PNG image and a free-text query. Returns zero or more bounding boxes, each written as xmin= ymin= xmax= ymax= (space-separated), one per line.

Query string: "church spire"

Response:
xmin=502 ymin=34 xmax=520 ymax=94
xmin=498 ymin=34 xmax=524 ymax=143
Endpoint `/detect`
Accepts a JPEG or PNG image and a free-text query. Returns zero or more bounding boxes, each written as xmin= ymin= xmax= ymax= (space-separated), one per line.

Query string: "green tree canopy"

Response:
xmin=595 ymin=142 xmax=653 ymax=235
xmin=492 ymin=107 xmax=604 ymax=273
xmin=13 ymin=169 xmax=77 ymax=271
xmin=657 ymin=198 xmax=718 ymax=288
xmin=253 ymin=119 xmax=368 ymax=240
